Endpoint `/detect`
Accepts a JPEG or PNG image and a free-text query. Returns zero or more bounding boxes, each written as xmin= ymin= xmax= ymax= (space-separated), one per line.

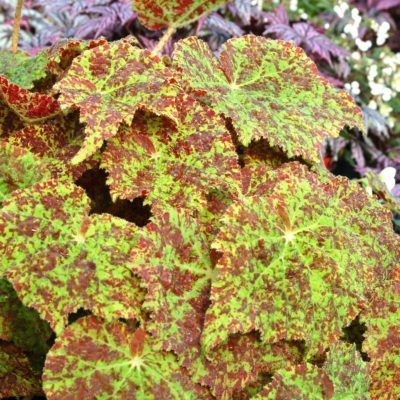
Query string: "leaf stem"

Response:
xmin=153 ymin=25 xmax=176 ymax=55
xmin=11 ymin=0 xmax=24 ymax=53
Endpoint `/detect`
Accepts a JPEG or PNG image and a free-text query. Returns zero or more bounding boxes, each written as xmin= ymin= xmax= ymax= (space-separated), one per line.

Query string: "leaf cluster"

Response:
xmin=0 ymin=2 xmax=398 ymax=398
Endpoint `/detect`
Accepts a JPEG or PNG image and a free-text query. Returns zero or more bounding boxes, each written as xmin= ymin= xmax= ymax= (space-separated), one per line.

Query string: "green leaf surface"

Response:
xmin=173 ymin=36 xmax=364 ymax=164
xmin=101 ymin=95 xmax=240 ymax=213
xmin=0 ymin=341 xmax=42 ymax=398
xmin=0 ymin=179 xmax=143 ymax=334
xmin=202 ymin=162 xmax=399 ymax=354
xmin=255 ymin=342 xmax=370 ymax=399
xmin=130 ymin=207 xmax=213 ymax=358
xmin=361 ymin=264 xmax=400 ymax=400
xmin=0 ymin=50 xmax=48 ymax=89
xmin=43 ymin=316 xmax=212 ymax=399
xmin=54 ymin=38 xmax=179 ymax=164
xmin=132 ymin=0 xmax=226 ymax=30
xmin=0 ymin=141 xmax=51 ymax=205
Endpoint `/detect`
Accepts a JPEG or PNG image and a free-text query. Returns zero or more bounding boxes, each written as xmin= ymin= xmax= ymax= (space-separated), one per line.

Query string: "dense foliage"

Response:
xmin=0 ymin=1 xmax=399 ymax=399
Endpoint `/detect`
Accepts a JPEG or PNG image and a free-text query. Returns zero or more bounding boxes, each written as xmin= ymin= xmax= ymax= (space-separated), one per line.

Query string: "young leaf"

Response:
xmin=188 ymin=334 xmax=302 ymax=399
xmin=43 ymin=316 xmax=212 ymax=399
xmin=254 ymin=342 xmax=370 ymax=399
xmin=0 ymin=141 xmax=51 ymax=205
xmin=173 ymin=35 xmax=363 ymax=164
xmin=0 ymin=76 xmax=60 ymax=123
xmin=202 ymin=162 xmax=400 ymax=354
xmin=54 ymin=38 xmax=179 ymax=164
xmin=130 ymin=207 xmax=213 ymax=357
xmin=0 ymin=341 xmax=42 ymax=398
xmin=0 ymin=179 xmax=143 ymax=335
xmin=0 ymin=50 xmax=48 ymax=89
xmin=101 ymin=95 xmax=240 ymax=213
xmin=361 ymin=264 xmax=400 ymax=400
xmin=132 ymin=0 xmax=226 ymax=30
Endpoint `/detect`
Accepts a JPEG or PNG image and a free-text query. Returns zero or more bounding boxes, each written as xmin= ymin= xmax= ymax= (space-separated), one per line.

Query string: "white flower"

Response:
xmin=369 ymin=82 xmax=385 ymax=96
xmin=300 ymin=12 xmax=308 ymax=20
xmin=368 ymin=64 xmax=378 ymax=80
xmin=289 ymin=0 xmax=298 ymax=11
xmin=379 ymin=167 xmax=396 ymax=192
xmin=377 ymin=21 xmax=390 ymax=45
xmin=345 ymin=81 xmax=360 ymax=96
xmin=368 ymin=100 xmax=377 ymax=110
xmin=382 ymin=87 xmax=393 ymax=101
xmin=324 ymin=23 xmax=330 ymax=29
xmin=334 ymin=2 xmax=349 ymax=18
xmin=351 ymin=51 xmax=361 ymax=61
xmin=355 ymin=38 xmax=372 ymax=51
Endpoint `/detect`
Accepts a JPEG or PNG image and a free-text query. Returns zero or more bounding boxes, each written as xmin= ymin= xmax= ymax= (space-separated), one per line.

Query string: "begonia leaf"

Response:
xmin=43 ymin=316 xmax=212 ymax=399
xmin=361 ymin=264 xmax=400 ymax=400
xmin=9 ymin=120 xmax=98 ymax=180
xmin=0 ymin=50 xmax=48 ymax=89
xmin=0 ymin=277 xmax=52 ymax=362
xmin=54 ymin=38 xmax=179 ymax=164
xmin=202 ymin=162 xmax=400 ymax=354
xmin=0 ymin=179 xmax=143 ymax=334
xmin=132 ymin=0 xmax=226 ymax=30
xmin=101 ymin=95 xmax=240 ymax=213
xmin=0 ymin=141 xmax=51 ymax=205
xmin=173 ymin=35 xmax=363 ymax=164
xmin=188 ymin=334 xmax=302 ymax=399
xmin=254 ymin=342 xmax=370 ymax=399
xmin=0 ymin=341 xmax=42 ymax=398
xmin=130 ymin=207 xmax=213 ymax=357
xmin=0 ymin=76 xmax=60 ymax=123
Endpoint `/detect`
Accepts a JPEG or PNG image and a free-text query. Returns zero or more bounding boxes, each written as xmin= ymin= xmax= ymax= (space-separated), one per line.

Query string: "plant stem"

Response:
xmin=153 ymin=25 xmax=176 ymax=55
xmin=11 ymin=0 xmax=24 ymax=53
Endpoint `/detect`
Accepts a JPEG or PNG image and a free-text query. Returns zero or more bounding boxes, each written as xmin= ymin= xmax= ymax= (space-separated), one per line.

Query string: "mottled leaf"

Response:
xmin=44 ymin=37 xmax=108 ymax=78
xmin=361 ymin=264 xmax=400 ymax=400
xmin=189 ymin=334 xmax=302 ymax=399
xmin=130 ymin=207 xmax=213 ymax=357
xmin=0 ymin=278 xmax=52 ymax=362
xmin=43 ymin=316 xmax=211 ymax=399
xmin=0 ymin=76 xmax=60 ymax=123
xmin=54 ymin=38 xmax=179 ymax=164
xmin=0 ymin=341 xmax=42 ymax=398
xmin=0 ymin=141 xmax=51 ymax=205
xmin=102 ymin=95 xmax=240 ymax=213
xmin=254 ymin=342 xmax=370 ymax=399
xmin=0 ymin=50 xmax=48 ymax=89
xmin=0 ymin=179 xmax=143 ymax=334
xmin=132 ymin=0 xmax=226 ymax=30
xmin=173 ymin=35 xmax=363 ymax=163
xmin=9 ymin=119 xmax=98 ymax=180
xmin=202 ymin=162 xmax=399 ymax=354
